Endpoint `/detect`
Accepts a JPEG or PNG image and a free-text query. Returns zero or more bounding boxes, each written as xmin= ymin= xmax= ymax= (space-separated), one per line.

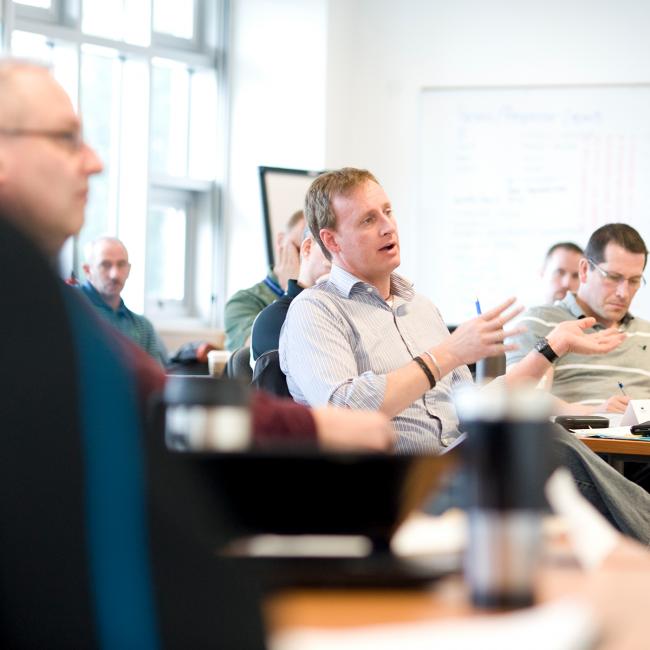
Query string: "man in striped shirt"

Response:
xmin=280 ymin=169 xmax=650 ymax=542
xmin=280 ymin=168 xmax=623 ymax=454
xmin=506 ymin=223 xmax=649 ymax=410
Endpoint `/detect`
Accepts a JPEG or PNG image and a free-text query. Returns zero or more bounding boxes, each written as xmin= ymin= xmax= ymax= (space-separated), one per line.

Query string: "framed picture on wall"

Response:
xmin=259 ymin=166 xmax=324 ymax=267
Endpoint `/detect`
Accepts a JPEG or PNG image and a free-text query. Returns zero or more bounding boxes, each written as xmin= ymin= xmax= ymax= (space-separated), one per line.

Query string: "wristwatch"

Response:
xmin=534 ymin=337 xmax=559 ymax=363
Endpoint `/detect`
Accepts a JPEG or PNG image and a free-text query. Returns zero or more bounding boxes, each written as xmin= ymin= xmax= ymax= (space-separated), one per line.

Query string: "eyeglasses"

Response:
xmin=0 ymin=127 xmax=85 ymax=153
xmin=587 ymin=257 xmax=646 ymax=289
xmin=98 ymin=260 xmax=131 ymax=272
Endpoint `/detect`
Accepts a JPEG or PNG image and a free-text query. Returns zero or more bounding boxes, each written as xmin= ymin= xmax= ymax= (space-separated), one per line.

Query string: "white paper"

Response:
xmin=620 ymin=399 xmax=650 ymax=426
xmin=575 ymin=425 xmax=634 ymax=439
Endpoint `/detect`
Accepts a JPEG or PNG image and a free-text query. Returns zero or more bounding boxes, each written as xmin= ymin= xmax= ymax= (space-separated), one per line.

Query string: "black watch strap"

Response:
xmin=534 ymin=337 xmax=559 ymax=363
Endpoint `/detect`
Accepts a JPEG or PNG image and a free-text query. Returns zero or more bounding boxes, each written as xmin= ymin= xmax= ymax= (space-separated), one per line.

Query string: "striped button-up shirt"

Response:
xmin=506 ymin=292 xmax=650 ymax=405
xmin=279 ymin=265 xmax=473 ymax=454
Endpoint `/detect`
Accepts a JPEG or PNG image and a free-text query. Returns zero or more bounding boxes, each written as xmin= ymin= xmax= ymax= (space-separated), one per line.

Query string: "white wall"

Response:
xmin=225 ymin=0 xmax=327 ymax=303
xmin=225 ymin=0 xmax=650 ymax=321
xmin=325 ymin=0 xmax=650 ymax=319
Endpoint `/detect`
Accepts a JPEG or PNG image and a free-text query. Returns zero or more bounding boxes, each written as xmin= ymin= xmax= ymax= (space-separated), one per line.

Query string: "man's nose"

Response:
xmin=83 ymin=143 xmax=104 ymax=175
xmin=379 ymin=214 xmax=395 ymax=234
xmin=615 ymin=280 xmax=631 ymax=299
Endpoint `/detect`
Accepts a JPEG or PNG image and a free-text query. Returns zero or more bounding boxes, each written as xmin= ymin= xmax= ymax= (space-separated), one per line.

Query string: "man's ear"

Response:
xmin=578 ymin=257 xmax=590 ymax=283
xmin=82 ymin=263 xmax=91 ymax=278
xmin=320 ymin=229 xmax=339 ymax=256
xmin=300 ymin=237 xmax=312 ymax=259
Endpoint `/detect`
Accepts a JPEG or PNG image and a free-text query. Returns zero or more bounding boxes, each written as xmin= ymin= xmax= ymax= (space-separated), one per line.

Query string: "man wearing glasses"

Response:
xmin=506 ymin=223 xmax=648 ymax=409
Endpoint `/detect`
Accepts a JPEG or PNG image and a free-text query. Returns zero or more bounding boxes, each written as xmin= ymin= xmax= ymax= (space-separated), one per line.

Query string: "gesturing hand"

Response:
xmin=442 ymin=297 xmax=526 ymax=368
xmin=273 ymin=232 xmax=301 ymax=291
xmin=547 ymin=318 xmax=626 ymax=357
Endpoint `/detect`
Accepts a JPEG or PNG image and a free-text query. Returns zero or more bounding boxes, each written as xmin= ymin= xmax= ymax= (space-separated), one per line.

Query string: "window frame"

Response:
xmin=4 ymin=0 xmax=229 ymax=327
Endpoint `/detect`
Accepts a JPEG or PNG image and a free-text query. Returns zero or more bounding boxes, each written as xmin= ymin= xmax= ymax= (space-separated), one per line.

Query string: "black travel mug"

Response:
xmin=457 ymin=386 xmax=553 ymax=609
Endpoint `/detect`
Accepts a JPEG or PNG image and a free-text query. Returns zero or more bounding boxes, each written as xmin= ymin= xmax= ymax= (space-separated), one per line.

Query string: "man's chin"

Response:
xmin=604 ymin=306 xmax=629 ymax=323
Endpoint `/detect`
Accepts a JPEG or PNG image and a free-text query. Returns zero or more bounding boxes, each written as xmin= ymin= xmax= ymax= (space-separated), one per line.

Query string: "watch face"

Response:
xmin=535 ymin=338 xmax=557 ymax=362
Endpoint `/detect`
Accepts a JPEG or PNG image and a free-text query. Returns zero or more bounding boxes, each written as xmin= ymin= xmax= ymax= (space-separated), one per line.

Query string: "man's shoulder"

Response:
xmin=627 ymin=314 xmax=650 ymax=332
xmin=123 ymin=305 xmax=155 ymax=330
xmin=518 ymin=302 xmax=573 ymax=326
xmin=289 ymin=280 xmax=349 ymax=311
xmin=255 ymin=295 xmax=292 ymax=327
xmin=225 ymin=279 xmax=276 ymax=311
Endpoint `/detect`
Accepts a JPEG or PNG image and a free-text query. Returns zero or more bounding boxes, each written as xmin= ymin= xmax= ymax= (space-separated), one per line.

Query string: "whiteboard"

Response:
xmin=417 ymin=85 xmax=650 ymax=324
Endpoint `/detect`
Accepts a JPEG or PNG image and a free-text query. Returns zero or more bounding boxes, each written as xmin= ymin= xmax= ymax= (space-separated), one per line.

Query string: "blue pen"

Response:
xmin=618 ymin=381 xmax=627 ymax=396
xmin=475 ymin=298 xmax=482 ymax=316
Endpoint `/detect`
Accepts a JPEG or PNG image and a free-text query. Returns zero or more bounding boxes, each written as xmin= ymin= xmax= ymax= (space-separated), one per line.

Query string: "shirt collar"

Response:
xmin=558 ymin=291 xmax=634 ymax=328
xmin=81 ymin=280 xmax=128 ymax=315
xmin=263 ymin=272 xmax=284 ymax=297
xmin=286 ymin=279 xmax=303 ymax=299
xmin=328 ymin=264 xmax=415 ymax=301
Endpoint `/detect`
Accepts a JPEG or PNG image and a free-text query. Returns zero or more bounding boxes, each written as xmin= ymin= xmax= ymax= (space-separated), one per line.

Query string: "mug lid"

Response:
xmin=164 ymin=376 xmax=250 ymax=407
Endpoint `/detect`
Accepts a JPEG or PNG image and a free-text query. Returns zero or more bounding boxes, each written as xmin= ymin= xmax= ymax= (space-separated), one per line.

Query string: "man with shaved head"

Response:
xmin=82 ymin=236 xmax=168 ymax=365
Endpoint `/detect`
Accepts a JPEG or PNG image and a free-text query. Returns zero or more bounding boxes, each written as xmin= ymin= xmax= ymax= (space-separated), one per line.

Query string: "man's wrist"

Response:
xmin=535 ymin=336 xmax=560 ymax=363
xmin=545 ymin=331 xmax=570 ymax=357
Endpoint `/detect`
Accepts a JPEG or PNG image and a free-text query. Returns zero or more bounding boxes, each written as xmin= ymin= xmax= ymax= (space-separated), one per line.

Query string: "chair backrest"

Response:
xmin=225 ymin=345 xmax=253 ymax=382
xmin=252 ymin=349 xmax=291 ymax=398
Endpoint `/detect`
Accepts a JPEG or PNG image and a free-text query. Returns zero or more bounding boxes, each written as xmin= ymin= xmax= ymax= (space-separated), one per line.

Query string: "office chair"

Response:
xmin=0 ymin=218 xmax=265 ymax=649
xmin=252 ymin=349 xmax=291 ymax=398
xmin=225 ymin=345 xmax=254 ymax=382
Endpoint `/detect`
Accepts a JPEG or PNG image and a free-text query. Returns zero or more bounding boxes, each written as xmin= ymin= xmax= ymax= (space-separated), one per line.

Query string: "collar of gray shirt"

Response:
xmin=557 ymin=292 xmax=634 ymax=328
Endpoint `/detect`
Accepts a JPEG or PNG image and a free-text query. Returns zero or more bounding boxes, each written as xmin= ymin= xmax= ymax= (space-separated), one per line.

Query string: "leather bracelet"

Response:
xmin=423 ymin=350 xmax=442 ymax=381
xmin=414 ymin=355 xmax=436 ymax=389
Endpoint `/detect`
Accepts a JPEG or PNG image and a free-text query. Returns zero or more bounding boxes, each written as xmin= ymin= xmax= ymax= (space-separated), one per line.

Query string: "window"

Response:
xmin=5 ymin=0 xmax=227 ymax=324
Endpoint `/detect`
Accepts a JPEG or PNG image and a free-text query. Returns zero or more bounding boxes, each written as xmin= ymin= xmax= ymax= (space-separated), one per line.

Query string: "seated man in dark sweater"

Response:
xmin=0 ymin=59 xmax=394 ymax=648
xmin=251 ymin=226 xmax=331 ymax=362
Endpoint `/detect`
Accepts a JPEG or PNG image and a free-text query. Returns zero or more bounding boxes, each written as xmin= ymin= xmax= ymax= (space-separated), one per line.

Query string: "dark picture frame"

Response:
xmin=258 ymin=166 xmax=323 ymax=267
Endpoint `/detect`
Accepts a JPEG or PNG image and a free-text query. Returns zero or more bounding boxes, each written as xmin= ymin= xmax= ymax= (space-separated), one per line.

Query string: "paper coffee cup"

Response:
xmin=207 ymin=349 xmax=232 ymax=377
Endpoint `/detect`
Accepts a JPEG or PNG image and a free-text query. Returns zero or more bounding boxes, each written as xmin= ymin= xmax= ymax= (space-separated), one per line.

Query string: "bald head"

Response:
xmin=0 ymin=60 xmax=50 ymax=129
xmin=83 ymin=237 xmax=131 ymax=310
xmin=0 ymin=59 xmax=103 ymax=256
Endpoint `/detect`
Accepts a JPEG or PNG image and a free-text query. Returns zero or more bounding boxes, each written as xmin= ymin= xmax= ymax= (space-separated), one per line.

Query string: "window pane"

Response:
xmin=80 ymin=46 xmax=120 ymax=256
xmin=14 ymin=0 xmax=52 ymax=7
xmin=147 ymin=204 xmax=187 ymax=302
xmin=117 ymin=58 xmax=150 ymax=313
xmin=189 ymin=68 xmax=218 ymax=180
xmin=153 ymin=0 xmax=195 ymax=40
xmin=82 ymin=0 xmax=150 ymax=46
xmin=124 ymin=0 xmax=151 ymax=47
xmin=11 ymin=33 xmax=78 ymax=106
xmin=10 ymin=30 xmax=52 ymax=62
xmin=150 ymin=59 xmax=189 ymax=177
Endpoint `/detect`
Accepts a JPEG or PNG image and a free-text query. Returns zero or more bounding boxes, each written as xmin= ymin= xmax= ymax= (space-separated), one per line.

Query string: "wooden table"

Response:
xmin=581 ymin=436 xmax=650 ymax=474
xmin=266 ymin=541 xmax=650 ymax=649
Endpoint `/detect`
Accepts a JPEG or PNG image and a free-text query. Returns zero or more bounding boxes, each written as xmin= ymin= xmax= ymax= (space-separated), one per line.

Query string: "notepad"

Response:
xmin=578 ymin=425 xmax=650 ymax=441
